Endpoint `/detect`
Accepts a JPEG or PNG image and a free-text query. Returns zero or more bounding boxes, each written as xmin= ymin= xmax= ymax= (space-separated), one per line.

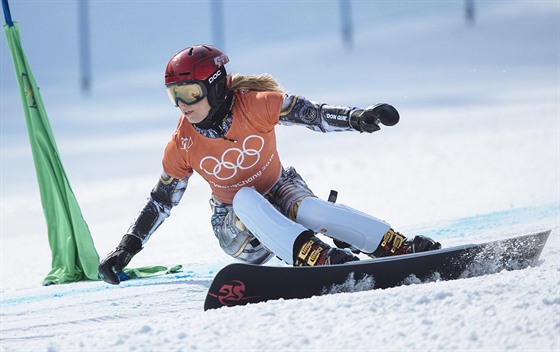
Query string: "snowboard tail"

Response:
xmin=204 ymin=230 xmax=551 ymax=310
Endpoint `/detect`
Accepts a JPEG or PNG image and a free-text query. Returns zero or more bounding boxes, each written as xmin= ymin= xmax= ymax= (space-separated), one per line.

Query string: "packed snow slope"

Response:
xmin=1 ymin=1 xmax=559 ymax=351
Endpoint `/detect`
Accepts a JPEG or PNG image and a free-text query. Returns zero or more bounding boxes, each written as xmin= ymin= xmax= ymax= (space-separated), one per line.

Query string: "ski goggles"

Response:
xmin=166 ymin=81 xmax=207 ymax=106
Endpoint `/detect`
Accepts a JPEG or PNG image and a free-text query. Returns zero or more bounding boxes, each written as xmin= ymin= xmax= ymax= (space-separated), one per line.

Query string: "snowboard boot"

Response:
xmin=294 ymin=231 xmax=359 ymax=266
xmin=333 ymin=239 xmax=361 ymax=254
xmin=369 ymin=228 xmax=441 ymax=258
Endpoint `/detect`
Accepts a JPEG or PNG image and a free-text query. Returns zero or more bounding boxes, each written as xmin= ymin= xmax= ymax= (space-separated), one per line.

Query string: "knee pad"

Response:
xmin=267 ymin=166 xmax=316 ymax=220
xmin=210 ymin=197 xmax=273 ymax=264
xmin=233 ymin=187 xmax=308 ymax=265
xmin=295 ymin=197 xmax=391 ymax=253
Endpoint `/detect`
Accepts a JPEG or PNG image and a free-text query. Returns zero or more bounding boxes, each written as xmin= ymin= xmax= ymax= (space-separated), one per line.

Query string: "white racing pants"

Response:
xmin=211 ymin=167 xmax=390 ymax=265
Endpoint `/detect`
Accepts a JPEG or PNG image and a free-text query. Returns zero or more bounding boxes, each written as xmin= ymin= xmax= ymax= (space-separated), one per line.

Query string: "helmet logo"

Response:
xmin=214 ymin=54 xmax=229 ymax=66
xmin=208 ymin=69 xmax=222 ymax=84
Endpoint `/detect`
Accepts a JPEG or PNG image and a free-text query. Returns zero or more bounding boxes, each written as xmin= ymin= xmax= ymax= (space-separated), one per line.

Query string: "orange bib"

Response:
xmin=163 ymin=90 xmax=284 ymax=203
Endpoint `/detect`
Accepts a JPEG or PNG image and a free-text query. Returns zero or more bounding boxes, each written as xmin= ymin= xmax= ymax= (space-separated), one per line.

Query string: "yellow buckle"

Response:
xmin=381 ymin=228 xmax=395 ymax=248
xmin=298 ymin=240 xmax=314 ymax=260
xmin=308 ymin=247 xmax=323 ymax=266
xmin=391 ymin=233 xmax=405 ymax=253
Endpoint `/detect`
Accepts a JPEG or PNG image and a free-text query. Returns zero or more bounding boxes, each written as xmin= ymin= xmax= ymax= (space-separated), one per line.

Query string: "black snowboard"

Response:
xmin=204 ymin=230 xmax=551 ymax=310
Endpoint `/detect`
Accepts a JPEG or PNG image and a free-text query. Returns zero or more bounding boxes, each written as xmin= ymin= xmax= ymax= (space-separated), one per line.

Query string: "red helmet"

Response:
xmin=165 ymin=45 xmax=229 ymax=86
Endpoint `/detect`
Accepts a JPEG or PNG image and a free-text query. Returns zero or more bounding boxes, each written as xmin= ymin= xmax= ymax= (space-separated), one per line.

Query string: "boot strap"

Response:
xmin=296 ymin=239 xmax=328 ymax=266
xmin=372 ymin=228 xmax=409 ymax=257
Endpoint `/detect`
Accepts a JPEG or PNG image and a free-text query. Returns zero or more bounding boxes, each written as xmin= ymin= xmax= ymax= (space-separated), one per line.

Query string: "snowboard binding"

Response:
xmin=294 ymin=231 xmax=358 ymax=266
xmin=369 ymin=228 xmax=442 ymax=258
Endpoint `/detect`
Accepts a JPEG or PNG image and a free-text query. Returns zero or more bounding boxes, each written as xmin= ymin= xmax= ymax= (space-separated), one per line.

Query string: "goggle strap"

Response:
xmin=205 ymin=66 xmax=227 ymax=88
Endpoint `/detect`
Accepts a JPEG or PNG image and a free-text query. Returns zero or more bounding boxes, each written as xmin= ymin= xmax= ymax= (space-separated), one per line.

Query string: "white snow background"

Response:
xmin=1 ymin=1 xmax=559 ymax=351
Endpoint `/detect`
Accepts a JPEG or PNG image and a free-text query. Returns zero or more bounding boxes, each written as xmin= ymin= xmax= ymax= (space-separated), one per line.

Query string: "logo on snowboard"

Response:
xmin=208 ymin=280 xmax=260 ymax=306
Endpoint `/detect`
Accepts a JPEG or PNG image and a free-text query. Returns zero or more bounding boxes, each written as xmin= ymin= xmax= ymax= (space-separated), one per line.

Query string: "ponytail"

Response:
xmin=230 ymin=73 xmax=284 ymax=93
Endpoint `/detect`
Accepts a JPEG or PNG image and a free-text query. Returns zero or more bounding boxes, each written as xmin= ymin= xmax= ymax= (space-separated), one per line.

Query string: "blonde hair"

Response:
xmin=230 ymin=73 xmax=284 ymax=93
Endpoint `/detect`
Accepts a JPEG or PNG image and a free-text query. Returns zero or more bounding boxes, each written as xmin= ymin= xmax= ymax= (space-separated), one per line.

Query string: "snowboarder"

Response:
xmin=98 ymin=45 xmax=441 ymax=285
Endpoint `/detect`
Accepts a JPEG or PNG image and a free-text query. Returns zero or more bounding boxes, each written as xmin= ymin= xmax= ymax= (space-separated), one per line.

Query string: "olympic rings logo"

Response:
xmin=199 ymin=135 xmax=265 ymax=181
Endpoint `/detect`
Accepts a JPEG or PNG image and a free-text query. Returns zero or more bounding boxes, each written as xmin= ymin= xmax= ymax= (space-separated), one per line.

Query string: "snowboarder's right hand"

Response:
xmin=350 ymin=103 xmax=400 ymax=133
xmin=98 ymin=234 xmax=143 ymax=285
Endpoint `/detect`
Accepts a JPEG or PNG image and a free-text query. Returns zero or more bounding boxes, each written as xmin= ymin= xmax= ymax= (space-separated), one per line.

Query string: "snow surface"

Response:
xmin=1 ymin=1 xmax=559 ymax=351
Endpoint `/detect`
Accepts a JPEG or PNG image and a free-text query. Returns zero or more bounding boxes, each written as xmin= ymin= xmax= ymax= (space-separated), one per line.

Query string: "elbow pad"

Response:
xmin=127 ymin=173 xmax=188 ymax=243
xmin=151 ymin=173 xmax=188 ymax=207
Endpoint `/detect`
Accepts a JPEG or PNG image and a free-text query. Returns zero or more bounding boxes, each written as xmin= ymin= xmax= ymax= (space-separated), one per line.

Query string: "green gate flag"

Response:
xmin=3 ymin=22 xmax=100 ymax=284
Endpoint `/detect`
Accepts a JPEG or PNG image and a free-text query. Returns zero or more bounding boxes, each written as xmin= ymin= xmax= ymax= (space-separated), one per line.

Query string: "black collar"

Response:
xmin=194 ymin=92 xmax=235 ymax=130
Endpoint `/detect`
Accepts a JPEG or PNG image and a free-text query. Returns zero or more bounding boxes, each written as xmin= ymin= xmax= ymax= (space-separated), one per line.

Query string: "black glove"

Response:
xmin=98 ymin=234 xmax=143 ymax=285
xmin=350 ymin=103 xmax=400 ymax=133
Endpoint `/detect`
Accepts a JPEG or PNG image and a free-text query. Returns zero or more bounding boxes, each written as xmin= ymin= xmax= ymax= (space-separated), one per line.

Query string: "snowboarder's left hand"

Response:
xmin=98 ymin=234 xmax=143 ymax=285
xmin=350 ymin=103 xmax=400 ymax=133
